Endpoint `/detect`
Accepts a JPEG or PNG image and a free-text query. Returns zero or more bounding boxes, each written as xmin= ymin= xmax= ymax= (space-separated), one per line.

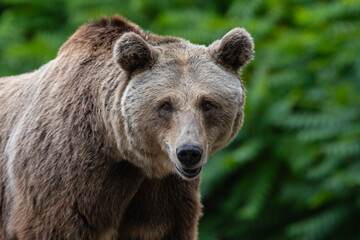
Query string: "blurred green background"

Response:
xmin=1 ymin=0 xmax=360 ymax=239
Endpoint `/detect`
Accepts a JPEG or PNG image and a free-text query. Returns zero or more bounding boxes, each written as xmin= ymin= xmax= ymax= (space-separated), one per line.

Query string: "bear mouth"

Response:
xmin=175 ymin=163 xmax=202 ymax=179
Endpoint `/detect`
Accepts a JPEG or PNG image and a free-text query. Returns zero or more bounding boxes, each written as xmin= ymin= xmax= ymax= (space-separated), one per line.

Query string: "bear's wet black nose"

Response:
xmin=176 ymin=145 xmax=203 ymax=168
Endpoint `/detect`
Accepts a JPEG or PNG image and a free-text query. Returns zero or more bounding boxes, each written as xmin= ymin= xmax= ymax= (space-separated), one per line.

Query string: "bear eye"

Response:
xmin=160 ymin=102 xmax=173 ymax=112
xmin=201 ymin=101 xmax=215 ymax=112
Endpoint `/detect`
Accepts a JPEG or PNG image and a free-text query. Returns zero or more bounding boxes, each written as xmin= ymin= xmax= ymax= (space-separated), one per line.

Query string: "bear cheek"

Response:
xmin=136 ymin=108 xmax=169 ymax=152
xmin=204 ymin=110 xmax=236 ymax=153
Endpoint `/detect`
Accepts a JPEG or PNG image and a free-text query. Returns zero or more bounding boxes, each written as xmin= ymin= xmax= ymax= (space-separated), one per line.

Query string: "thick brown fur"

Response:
xmin=0 ymin=16 xmax=253 ymax=239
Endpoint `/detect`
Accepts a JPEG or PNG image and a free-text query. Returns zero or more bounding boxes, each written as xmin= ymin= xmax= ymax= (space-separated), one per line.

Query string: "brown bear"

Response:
xmin=0 ymin=16 xmax=254 ymax=240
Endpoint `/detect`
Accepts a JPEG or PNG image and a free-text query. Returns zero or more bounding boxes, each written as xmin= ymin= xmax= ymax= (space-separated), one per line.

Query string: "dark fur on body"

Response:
xmin=0 ymin=16 xmax=253 ymax=239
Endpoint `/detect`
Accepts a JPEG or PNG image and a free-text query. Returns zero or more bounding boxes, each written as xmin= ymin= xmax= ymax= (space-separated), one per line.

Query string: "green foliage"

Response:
xmin=199 ymin=1 xmax=360 ymax=239
xmin=1 ymin=0 xmax=359 ymax=239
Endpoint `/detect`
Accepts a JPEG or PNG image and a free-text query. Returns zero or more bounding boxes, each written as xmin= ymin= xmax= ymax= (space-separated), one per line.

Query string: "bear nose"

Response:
xmin=176 ymin=145 xmax=203 ymax=168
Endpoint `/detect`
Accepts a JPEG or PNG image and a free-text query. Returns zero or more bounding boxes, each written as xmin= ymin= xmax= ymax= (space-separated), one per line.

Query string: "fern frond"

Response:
xmin=286 ymin=206 xmax=350 ymax=240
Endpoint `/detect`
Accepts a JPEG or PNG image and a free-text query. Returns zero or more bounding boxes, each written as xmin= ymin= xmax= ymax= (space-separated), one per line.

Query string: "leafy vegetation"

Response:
xmin=1 ymin=0 xmax=359 ymax=239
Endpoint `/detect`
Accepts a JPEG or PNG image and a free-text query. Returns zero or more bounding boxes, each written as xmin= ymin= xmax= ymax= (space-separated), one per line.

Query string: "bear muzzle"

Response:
xmin=176 ymin=145 xmax=202 ymax=167
xmin=175 ymin=145 xmax=203 ymax=179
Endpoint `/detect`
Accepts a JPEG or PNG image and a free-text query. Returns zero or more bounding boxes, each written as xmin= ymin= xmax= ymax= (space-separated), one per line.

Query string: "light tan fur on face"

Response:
xmin=119 ymin=43 xmax=245 ymax=179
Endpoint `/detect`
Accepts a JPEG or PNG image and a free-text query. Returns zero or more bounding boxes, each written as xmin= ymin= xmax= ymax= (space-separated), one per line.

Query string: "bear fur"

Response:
xmin=0 ymin=16 xmax=254 ymax=240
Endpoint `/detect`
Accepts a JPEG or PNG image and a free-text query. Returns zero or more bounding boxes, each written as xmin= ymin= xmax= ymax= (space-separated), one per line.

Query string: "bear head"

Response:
xmin=113 ymin=27 xmax=254 ymax=179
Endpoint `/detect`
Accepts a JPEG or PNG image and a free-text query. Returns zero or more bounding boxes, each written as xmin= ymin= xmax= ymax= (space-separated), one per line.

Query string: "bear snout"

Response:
xmin=176 ymin=145 xmax=203 ymax=168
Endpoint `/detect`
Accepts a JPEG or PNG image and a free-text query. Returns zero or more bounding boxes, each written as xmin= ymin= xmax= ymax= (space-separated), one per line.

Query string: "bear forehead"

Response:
xmin=150 ymin=42 xmax=241 ymax=86
xmin=128 ymin=44 xmax=243 ymax=101
xmin=156 ymin=41 xmax=208 ymax=65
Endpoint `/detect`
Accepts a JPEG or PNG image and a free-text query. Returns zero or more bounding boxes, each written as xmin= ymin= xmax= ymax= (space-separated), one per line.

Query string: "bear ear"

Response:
xmin=208 ymin=28 xmax=254 ymax=72
xmin=113 ymin=32 xmax=158 ymax=73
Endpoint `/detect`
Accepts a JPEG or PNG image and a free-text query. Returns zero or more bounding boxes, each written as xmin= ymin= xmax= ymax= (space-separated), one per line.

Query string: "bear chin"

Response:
xmin=175 ymin=163 xmax=202 ymax=179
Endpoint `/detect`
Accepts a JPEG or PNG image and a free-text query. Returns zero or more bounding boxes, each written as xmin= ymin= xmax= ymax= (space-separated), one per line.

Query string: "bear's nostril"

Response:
xmin=176 ymin=145 xmax=203 ymax=168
